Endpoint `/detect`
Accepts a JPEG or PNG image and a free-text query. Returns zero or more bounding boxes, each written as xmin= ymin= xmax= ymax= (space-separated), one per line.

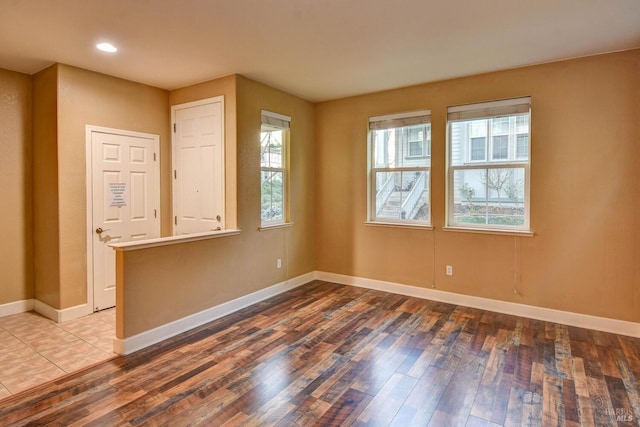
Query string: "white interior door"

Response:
xmin=89 ymin=128 xmax=160 ymax=311
xmin=172 ymin=97 xmax=225 ymax=235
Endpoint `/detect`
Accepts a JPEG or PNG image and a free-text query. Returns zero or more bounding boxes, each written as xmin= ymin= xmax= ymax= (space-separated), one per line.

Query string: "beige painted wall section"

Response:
xmin=56 ymin=65 xmax=170 ymax=309
xmin=32 ymin=65 xmax=60 ymax=307
xmin=235 ymin=76 xmax=316 ymax=279
xmin=0 ymin=69 xmax=33 ymax=305
xmin=169 ymin=74 xmax=238 ymax=229
xmin=119 ymin=75 xmax=315 ymax=337
xmin=316 ymin=49 xmax=640 ymax=323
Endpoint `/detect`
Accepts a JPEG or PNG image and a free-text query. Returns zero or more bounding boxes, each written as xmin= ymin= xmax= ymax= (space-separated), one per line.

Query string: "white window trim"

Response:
xmin=368 ymin=109 xmax=432 ymax=226
xmin=468 ymin=136 xmax=488 ymax=163
xmin=490 ymin=134 xmax=510 ymax=161
xmin=447 ymin=97 xmax=531 ymax=232
xmin=447 ymin=163 xmax=530 ymax=231
xmin=406 ymin=139 xmax=426 ymax=158
xmin=260 ymin=110 xmax=291 ymax=227
xmin=515 ymin=133 xmax=529 ymax=160
xmin=406 ymin=126 xmax=431 ymax=159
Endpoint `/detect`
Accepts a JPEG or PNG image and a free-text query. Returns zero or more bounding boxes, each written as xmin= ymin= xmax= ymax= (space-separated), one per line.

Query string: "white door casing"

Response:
xmin=172 ymin=96 xmax=225 ymax=235
xmin=86 ymin=126 xmax=160 ymax=311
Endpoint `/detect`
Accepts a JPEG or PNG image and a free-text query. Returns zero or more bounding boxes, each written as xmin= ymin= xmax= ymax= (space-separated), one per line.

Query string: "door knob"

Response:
xmin=95 ymin=227 xmax=110 ymax=234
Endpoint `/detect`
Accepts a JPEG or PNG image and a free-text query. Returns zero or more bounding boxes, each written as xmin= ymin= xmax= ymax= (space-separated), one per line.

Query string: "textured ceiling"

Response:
xmin=1 ymin=0 xmax=639 ymax=102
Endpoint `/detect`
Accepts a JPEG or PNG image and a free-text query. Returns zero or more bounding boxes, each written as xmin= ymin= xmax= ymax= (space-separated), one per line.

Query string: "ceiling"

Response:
xmin=1 ymin=0 xmax=639 ymax=102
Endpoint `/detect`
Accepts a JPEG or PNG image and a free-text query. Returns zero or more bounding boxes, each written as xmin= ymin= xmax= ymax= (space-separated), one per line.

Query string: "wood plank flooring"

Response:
xmin=1 ymin=281 xmax=639 ymax=426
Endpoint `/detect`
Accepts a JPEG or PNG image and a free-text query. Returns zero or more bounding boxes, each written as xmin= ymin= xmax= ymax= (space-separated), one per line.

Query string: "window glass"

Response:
xmin=260 ymin=128 xmax=283 ymax=168
xmin=447 ymin=98 xmax=531 ymax=231
xmin=492 ymin=135 xmax=509 ymax=160
xmin=516 ymin=134 xmax=529 ymax=159
xmin=470 ymin=137 xmax=486 ymax=161
xmin=492 ymin=117 xmax=509 ymax=134
xmin=409 ymin=140 xmax=423 ymax=157
xmin=369 ymin=111 xmax=431 ymax=225
xmin=260 ymin=110 xmax=290 ymax=227
xmin=261 ymin=169 xmax=284 ymax=222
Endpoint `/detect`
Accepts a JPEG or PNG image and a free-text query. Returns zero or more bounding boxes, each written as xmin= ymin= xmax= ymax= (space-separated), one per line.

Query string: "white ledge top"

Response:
xmin=442 ymin=226 xmax=534 ymax=237
xmin=109 ymin=229 xmax=241 ymax=251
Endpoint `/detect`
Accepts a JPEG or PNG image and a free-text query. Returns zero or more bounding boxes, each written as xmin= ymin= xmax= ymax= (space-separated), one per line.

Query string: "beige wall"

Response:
xmin=3 ymin=49 xmax=639 ymax=335
xmin=0 ymin=69 xmax=33 ymax=305
xmin=169 ymin=74 xmax=238 ymax=229
xmin=119 ymin=75 xmax=316 ymax=337
xmin=235 ymin=76 xmax=316 ymax=279
xmin=32 ymin=65 xmax=60 ymax=307
xmin=315 ymin=49 xmax=640 ymax=323
xmin=56 ymin=65 xmax=170 ymax=308
xmin=31 ymin=64 xmax=170 ymax=309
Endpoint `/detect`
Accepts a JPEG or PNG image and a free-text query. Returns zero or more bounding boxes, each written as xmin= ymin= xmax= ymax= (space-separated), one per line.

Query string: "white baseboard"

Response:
xmin=0 ymin=298 xmax=90 ymax=323
xmin=33 ymin=300 xmax=92 ymax=323
xmin=316 ymin=271 xmax=640 ymax=339
xmin=0 ymin=299 xmax=34 ymax=317
xmin=114 ymin=268 xmax=640 ymax=355
xmin=114 ymin=271 xmax=316 ymax=355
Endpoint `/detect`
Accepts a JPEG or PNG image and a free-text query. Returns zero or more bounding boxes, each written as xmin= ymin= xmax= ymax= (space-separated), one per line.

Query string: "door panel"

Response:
xmin=91 ymin=129 xmax=159 ymax=311
xmin=173 ymin=98 xmax=224 ymax=234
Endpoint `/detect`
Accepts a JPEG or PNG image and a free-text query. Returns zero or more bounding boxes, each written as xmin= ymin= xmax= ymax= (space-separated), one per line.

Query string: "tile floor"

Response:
xmin=0 ymin=309 xmax=116 ymax=399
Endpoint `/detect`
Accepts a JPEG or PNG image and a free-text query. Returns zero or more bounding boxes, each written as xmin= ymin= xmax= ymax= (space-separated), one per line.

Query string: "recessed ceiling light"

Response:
xmin=96 ymin=42 xmax=118 ymax=53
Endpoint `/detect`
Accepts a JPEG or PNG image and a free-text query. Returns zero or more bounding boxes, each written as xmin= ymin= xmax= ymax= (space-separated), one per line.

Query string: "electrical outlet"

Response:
xmin=277 ymin=258 xmax=282 ymax=269
xmin=446 ymin=265 xmax=453 ymax=276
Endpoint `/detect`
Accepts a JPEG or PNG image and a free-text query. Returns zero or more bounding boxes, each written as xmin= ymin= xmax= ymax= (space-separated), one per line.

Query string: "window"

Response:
xmin=260 ymin=110 xmax=290 ymax=226
xmin=447 ymin=97 xmax=531 ymax=231
xmin=407 ymin=127 xmax=430 ymax=158
xmin=369 ymin=110 xmax=431 ymax=225
xmin=516 ymin=134 xmax=529 ymax=159
xmin=492 ymin=135 xmax=509 ymax=160
xmin=470 ymin=137 xmax=486 ymax=161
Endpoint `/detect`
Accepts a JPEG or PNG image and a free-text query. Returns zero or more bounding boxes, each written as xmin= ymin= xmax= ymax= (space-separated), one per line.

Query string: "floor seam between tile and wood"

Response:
xmin=1 ymin=281 xmax=638 ymax=426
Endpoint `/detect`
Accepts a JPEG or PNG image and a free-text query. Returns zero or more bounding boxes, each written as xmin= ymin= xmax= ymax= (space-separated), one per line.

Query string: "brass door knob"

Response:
xmin=96 ymin=227 xmax=110 ymax=234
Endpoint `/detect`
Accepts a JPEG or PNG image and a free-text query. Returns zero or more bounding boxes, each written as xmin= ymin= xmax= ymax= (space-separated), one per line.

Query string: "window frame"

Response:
xmin=516 ymin=133 xmax=529 ymax=160
xmin=446 ymin=97 xmax=531 ymax=232
xmin=406 ymin=126 xmax=431 ymax=159
xmin=469 ymin=136 xmax=487 ymax=162
xmin=368 ymin=110 xmax=432 ymax=227
xmin=491 ymin=134 xmax=509 ymax=161
xmin=260 ymin=110 xmax=291 ymax=228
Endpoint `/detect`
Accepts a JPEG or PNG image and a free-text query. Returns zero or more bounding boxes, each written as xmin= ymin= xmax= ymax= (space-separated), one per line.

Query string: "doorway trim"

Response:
xmin=85 ymin=125 xmax=161 ymax=313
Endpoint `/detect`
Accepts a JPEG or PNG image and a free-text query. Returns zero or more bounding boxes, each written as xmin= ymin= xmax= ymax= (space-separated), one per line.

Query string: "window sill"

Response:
xmin=258 ymin=222 xmax=294 ymax=231
xmin=365 ymin=221 xmax=433 ymax=230
xmin=442 ymin=226 xmax=534 ymax=237
xmin=110 ymin=229 xmax=241 ymax=252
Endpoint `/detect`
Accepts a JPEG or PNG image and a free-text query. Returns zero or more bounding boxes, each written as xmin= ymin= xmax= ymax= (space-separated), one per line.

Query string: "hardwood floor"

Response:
xmin=1 ymin=281 xmax=639 ymax=426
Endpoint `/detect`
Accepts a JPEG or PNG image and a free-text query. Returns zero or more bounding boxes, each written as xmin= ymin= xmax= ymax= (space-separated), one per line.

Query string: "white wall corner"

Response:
xmin=115 ymin=271 xmax=316 ymax=355
xmin=33 ymin=300 xmax=92 ymax=323
xmin=315 ymin=271 xmax=640 ymax=339
xmin=0 ymin=299 xmax=35 ymax=318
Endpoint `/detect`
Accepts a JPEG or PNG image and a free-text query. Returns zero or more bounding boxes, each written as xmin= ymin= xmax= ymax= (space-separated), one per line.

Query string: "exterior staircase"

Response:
xmin=376 ymin=171 xmax=428 ymax=220
xmin=379 ymin=191 xmax=405 ymax=218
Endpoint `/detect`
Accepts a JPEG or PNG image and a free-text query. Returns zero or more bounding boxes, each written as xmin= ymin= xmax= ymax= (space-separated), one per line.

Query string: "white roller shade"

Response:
xmin=447 ymin=97 xmax=531 ymax=121
xmin=261 ymin=110 xmax=291 ymax=129
xmin=369 ymin=109 xmax=431 ymax=130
